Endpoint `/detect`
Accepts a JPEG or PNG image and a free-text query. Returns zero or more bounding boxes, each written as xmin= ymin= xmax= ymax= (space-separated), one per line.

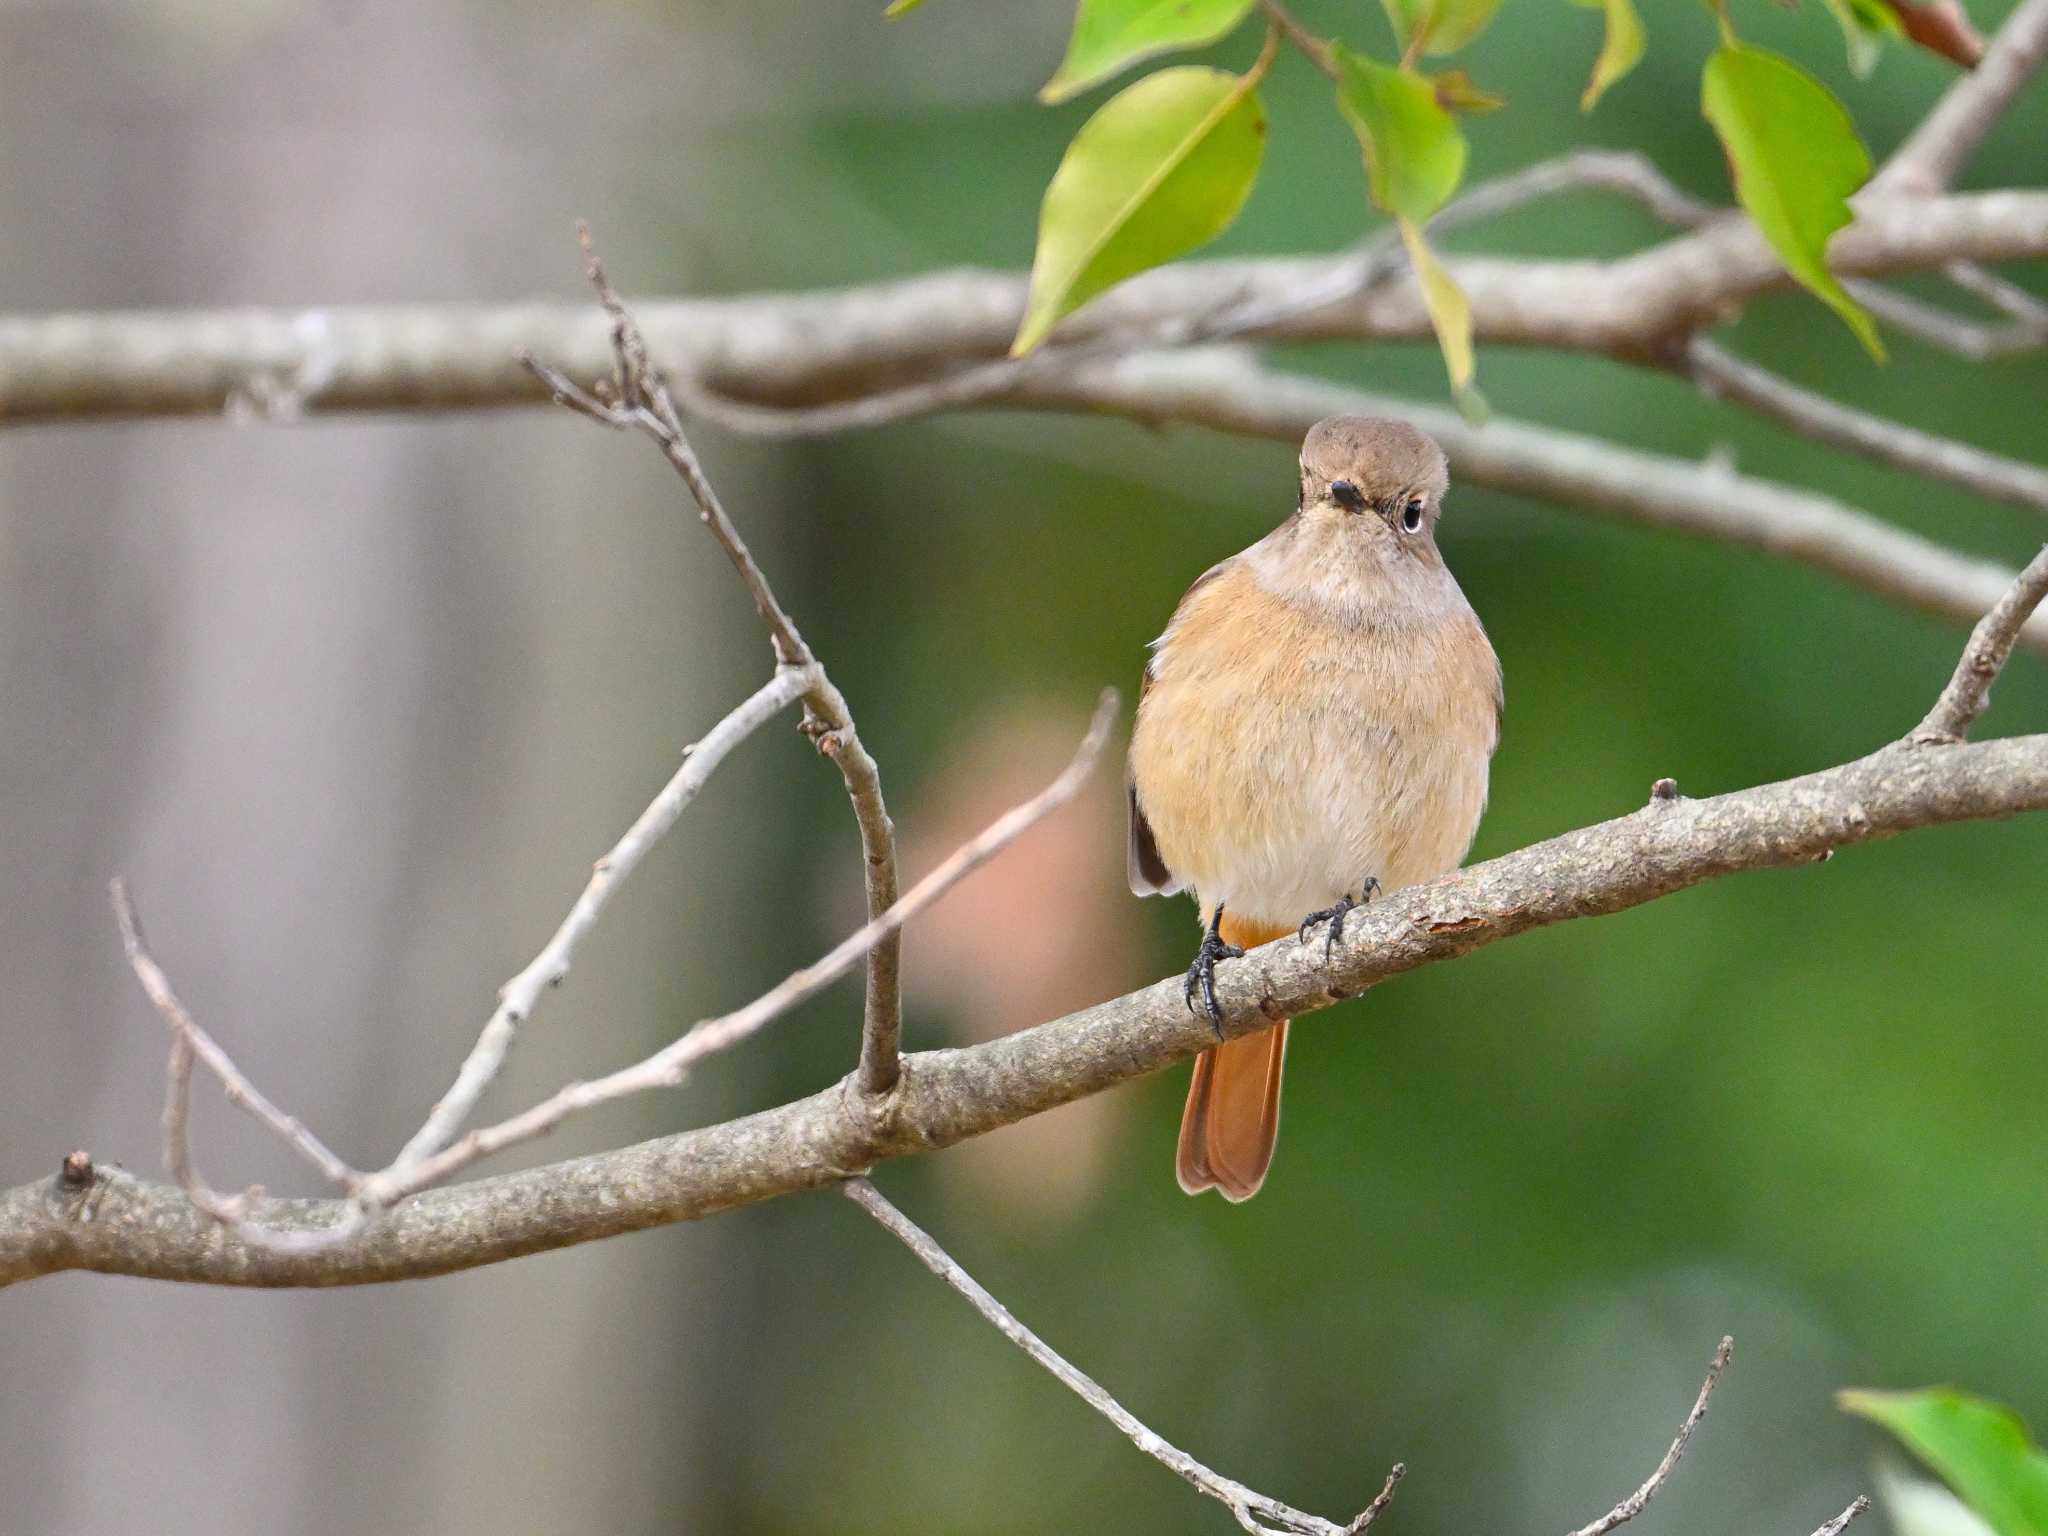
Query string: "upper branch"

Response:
xmin=1872 ymin=0 xmax=2048 ymax=196
xmin=1 ymin=189 xmax=2043 ymax=424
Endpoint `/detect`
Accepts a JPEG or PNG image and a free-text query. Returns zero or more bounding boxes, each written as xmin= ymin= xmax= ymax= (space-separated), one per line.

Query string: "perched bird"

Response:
xmin=1127 ymin=416 xmax=1501 ymax=1201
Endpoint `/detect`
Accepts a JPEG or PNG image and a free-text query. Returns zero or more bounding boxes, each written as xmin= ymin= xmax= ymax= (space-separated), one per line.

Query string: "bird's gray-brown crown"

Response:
xmin=1298 ymin=415 xmax=1449 ymax=509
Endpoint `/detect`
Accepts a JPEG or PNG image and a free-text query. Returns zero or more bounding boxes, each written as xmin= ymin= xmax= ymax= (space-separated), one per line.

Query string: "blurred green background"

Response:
xmin=1 ymin=2 xmax=2044 ymax=1534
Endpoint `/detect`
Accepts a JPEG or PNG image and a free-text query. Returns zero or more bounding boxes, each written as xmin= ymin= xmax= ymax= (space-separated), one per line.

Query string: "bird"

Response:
xmin=1126 ymin=415 xmax=1501 ymax=1201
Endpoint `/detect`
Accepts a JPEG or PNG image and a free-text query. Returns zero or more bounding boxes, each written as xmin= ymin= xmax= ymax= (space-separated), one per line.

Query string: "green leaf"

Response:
xmin=1842 ymin=1389 xmax=2048 ymax=1536
xmin=1819 ymin=0 xmax=1903 ymax=77
xmin=1700 ymin=43 xmax=1884 ymax=360
xmin=1013 ymin=65 xmax=1267 ymax=355
xmin=1400 ymin=216 xmax=1476 ymax=393
xmin=1570 ymin=0 xmax=1645 ymax=111
xmin=1334 ymin=46 xmax=1466 ymax=223
xmin=882 ymin=0 xmax=927 ymax=16
xmin=1379 ymin=0 xmax=1504 ymax=56
xmin=1332 ymin=47 xmax=1474 ymax=397
xmin=1040 ymin=0 xmax=1257 ymax=104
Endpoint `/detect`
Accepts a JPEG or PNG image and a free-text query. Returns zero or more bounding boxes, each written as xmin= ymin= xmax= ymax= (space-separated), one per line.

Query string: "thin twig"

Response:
xmin=1681 ymin=339 xmax=2048 ymax=516
xmin=526 ymin=229 xmax=907 ymax=1096
xmin=1871 ymin=0 xmax=2048 ymax=195
xmin=358 ymin=690 xmax=1118 ymax=1206
xmin=844 ymin=1176 xmax=1371 ymax=1536
xmin=1913 ymin=545 xmax=2048 ymax=742
xmin=392 ymin=666 xmax=814 ymax=1169
xmin=1845 ymin=279 xmax=2048 ymax=361
xmin=1943 ymin=262 xmax=2048 ymax=327
xmin=1347 ymin=1466 xmax=1406 ymax=1535
xmin=112 ymin=877 xmax=359 ymax=1193
xmin=1259 ymin=0 xmax=1336 ymax=79
xmin=1812 ymin=1497 xmax=1873 ymax=1536
xmin=1566 ymin=1337 xmax=1734 ymax=1536
xmin=160 ymin=1033 xmax=248 ymax=1225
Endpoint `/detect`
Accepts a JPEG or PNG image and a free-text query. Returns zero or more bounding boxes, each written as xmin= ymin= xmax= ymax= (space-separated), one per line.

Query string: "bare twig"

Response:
xmin=1347 ymin=1466 xmax=1406 ymax=1535
xmin=1681 ymin=339 xmax=2048 ymax=517
xmin=1567 ymin=1337 xmax=1733 ymax=1536
xmin=1943 ymin=262 xmax=2048 ymax=327
xmin=112 ymin=877 xmax=359 ymax=1194
xmin=357 ymin=690 xmax=1117 ymax=1206
xmin=393 ymin=666 xmax=814 ymax=1169
xmin=1812 ymin=1497 xmax=1873 ymax=1536
xmin=525 ymin=231 xmax=907 ymax=1096
xmin=1259 ymin=0 xmax=1336 ymax=79
xmin=1844 ymin=278 xmax=2048 ymax=360
xmin=1871 ymin=0 xmax=2048 ymax=196
xmin=1914 ymin=545 xmax=2048 ymax=742
xmin=845 ymin=1177 xmax=1372 ymax=1536
xmin=160 ymin=1034 xmax=248 ymax=1226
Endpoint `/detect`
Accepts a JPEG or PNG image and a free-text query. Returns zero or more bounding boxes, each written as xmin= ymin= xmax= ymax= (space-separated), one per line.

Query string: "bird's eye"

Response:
xmin=1330 ymin=479 xmax=1365 ymax=511
xmin=1401 ymin=497 xmax=1426 ymax=532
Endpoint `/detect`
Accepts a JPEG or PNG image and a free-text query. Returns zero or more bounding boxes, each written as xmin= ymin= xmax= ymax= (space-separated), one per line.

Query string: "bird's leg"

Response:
xmin=1298 ymin=877 xmax=1381 ymax=964
xmin=1184 ymin=903 xmax=1246 ymax=1035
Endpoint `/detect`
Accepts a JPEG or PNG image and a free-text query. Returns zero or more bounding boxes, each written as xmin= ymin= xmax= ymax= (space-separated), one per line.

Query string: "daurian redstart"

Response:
xmin=1127 ymin=416 xmax=1501 ymax=1200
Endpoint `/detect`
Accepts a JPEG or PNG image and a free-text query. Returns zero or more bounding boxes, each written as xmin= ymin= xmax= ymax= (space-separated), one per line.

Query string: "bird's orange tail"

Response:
xmin=1177 ymin=914 xmax=1293 ymax=1201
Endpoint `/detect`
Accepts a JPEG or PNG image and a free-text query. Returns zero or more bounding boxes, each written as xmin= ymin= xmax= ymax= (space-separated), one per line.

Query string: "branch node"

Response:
xmin=59 ymin=1150 xmax=94 ymax=1189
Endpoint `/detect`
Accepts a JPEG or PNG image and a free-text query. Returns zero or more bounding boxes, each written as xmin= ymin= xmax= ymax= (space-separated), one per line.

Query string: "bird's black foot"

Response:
xmin=1184 ymin=904 xmax=1245 ymax=1036
xmin=1299 ymin=877 xmax=1381 ymax=963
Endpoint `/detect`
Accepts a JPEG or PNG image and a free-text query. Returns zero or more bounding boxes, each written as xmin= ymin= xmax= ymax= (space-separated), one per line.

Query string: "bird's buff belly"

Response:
xmin=1137 ymin=719 xmax=1488 ymax=932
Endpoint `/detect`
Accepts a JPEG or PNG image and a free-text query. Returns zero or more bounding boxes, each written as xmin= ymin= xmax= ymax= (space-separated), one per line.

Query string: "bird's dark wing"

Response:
xmin=1127 ymin=654 xmax=1183 ymax=898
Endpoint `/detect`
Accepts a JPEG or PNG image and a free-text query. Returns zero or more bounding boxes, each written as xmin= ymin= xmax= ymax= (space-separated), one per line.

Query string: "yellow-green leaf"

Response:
xmin=1701 ymin=43 xmax=1884 ymax=360
xmin=1379 ymin=0 xmax=1503 ymax=56
xmin=1842 ymin=1390 xmax=2048 ymax=1536
xmin=1432 ymin=68 xmax=1506 ymax=113
xmin=1400 ymin=217 xmax=1474 ymax=392
xmin=1333 ymin=47 xmax=1474 ymax=397
xmin=1334 ymin=46 xmax=1466 ymax=223
xmin=1014 ymin=66 xmax=1266 ymax=356
xmin=1571 ymin=0 xmax=1645 ymax=110
xmin=1040 ymin=0 xmax=1258 ymax=104
xmin=882 ymin=0 xmax=927 ymax=16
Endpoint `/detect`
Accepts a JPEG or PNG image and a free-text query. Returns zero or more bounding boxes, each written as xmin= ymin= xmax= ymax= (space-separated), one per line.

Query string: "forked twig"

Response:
xmin=1566 ymin=1337 xmax=1732 ymax=1536
xmin=1915 ymin=545 xmax=2048 ymax=742
xmin=358 ymin=690 xmax=1118 ymax=1205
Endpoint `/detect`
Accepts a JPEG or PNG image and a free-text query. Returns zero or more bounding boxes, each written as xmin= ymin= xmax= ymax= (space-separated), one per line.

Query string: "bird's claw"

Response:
xmin=1184 ymin=905 xmax=1245 ymax=1037
xmin=1299 ymin=877 xmax=1380 ymax=964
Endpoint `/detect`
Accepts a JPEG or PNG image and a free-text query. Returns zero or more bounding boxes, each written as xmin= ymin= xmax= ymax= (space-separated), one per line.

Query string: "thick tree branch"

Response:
xmin=0 ymin=190 xmax=2043 ymax=424
xmin=12 ymin=722 xmax=2048 ymax=1287
xmin=1872 ymin=0 xmax=2048 ymax=196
